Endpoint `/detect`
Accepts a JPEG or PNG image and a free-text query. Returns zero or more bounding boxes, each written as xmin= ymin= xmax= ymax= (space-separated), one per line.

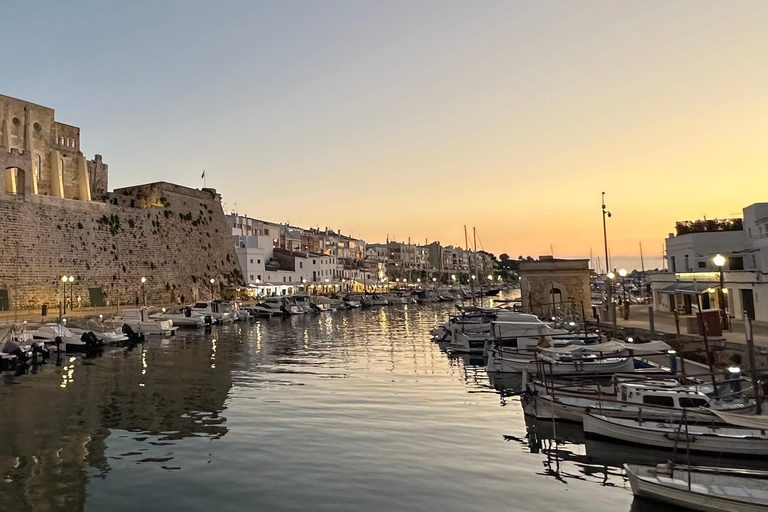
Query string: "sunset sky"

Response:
xmin=3 ymin=1 xmax=767 ymax=270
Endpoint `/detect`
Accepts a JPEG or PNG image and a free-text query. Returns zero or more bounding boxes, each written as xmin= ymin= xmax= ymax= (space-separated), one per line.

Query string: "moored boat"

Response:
xmin=625 ymin=463 xmax=768 ymax=511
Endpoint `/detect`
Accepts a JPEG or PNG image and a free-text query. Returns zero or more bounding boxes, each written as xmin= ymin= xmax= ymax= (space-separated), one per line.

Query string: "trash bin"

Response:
xmin=41 ymin=304 xmax=48 ymax=316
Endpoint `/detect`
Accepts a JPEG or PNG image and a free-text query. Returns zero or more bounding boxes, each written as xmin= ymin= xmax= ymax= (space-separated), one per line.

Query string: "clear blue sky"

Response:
xmin=3 ymin=1 xmax=767 ymax=270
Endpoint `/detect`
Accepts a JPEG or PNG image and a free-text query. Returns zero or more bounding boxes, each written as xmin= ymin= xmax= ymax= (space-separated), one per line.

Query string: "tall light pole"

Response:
xmin=210 ymin=278 xmax=215 ymax=300
xmin=713 ymin=254 xmax=728 ymax=330
xmin=141 ymin=277 xmax=147 ymax=307
xmin=61 ymin=276 xmax=68 ymax=314
xmin=602 ymin=192 xmax=613 ymax=322
xmin=68 ymin=276 xmax=74 ymax=310
xmin=607 ymin=271 xmax=616 ymax=328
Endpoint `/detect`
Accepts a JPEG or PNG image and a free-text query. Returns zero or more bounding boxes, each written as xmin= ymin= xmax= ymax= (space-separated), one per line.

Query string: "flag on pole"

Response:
xmin=201 ymin=170 xmax=205 ymax=179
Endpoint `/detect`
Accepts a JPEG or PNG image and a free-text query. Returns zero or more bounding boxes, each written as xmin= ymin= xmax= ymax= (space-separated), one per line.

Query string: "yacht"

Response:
xmin=191 ymin=300 xmax=235 ymax=323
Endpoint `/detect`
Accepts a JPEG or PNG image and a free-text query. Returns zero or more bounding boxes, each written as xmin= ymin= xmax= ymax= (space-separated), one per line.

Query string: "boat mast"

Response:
xmin=464 ymin=225 xmax=475 ymax=307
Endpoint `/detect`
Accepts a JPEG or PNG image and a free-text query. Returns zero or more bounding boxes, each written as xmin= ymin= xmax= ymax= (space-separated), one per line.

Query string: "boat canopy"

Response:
xmin=544 ymin=340 xmax=670 ymax=354
xmin=712 ymin=410 xmax=768 ymax=429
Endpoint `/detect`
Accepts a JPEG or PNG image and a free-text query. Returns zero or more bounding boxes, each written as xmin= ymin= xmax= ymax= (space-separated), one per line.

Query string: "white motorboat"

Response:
xmin=115 ymin=308 xmax=177 ymax=336
xmin=583 ymin=410 xmax=768 ymax=455
xmin=32 ymin=323 xmax=94 ymax=352
xmin=625 ymin=463 xmax=768 ymax=512
xmin=450 ymin=321 xmax=552 ymax=354
xmin=247 ymin=298 xmax=286 ymax=317
xmin=68 ymin=322 xmax=130 ymax=343
xmin=191 ymin=300 xmax=235 ymax=323
xmin=150 ymin=306 xmax=207 ymax=327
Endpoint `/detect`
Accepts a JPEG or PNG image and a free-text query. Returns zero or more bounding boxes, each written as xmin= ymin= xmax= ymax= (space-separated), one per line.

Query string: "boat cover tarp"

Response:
xmin=544 ymin=340 xmax=670 ymax=355
xmin=712 ymin=410 xmax=768 ymax=430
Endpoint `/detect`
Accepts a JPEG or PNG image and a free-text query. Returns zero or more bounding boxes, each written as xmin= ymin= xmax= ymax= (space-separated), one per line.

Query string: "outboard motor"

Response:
xmin=121 ymin=324 xmax=144 ymax=342
xmin=80 ymin=331 xmax=104 ymax=351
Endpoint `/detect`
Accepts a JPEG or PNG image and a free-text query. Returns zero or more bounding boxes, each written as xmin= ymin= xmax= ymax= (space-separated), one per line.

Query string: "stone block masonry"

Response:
xmin=0 ymin=182 xmax=243 ymax=311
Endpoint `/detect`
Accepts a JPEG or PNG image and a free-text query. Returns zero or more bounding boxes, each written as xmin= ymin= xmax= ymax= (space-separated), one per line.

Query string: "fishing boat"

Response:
xmin=524 ymin=379 xmax=756 ymax=422
xmin=487 ymin=339 xmax=635 ymax=376
xmin=625 ymin=463 xmax=768 ymax=511
xmin=583 ymin=410 xmax=768 ymax=455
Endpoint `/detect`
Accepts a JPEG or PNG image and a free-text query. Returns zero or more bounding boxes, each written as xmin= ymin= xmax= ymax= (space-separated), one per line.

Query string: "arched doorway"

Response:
xmin=5 ymin=167 xmax=26 ymax=195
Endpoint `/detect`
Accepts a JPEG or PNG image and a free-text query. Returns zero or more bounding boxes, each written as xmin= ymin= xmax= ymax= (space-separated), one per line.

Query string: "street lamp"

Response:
xmin=602 ymin=192 xmax=613 ymax=320
xmin=68 ymin=276 xmax=74 ymax=311
xmin=209 ymin=278 xmax=215 ymax=300
xmin=487 ymin=274 xmax=493 ymax=281
xmin=141 ymin=277 xmax=147 ymax=306
xmin=713 ymin=254 xmax=728 ymax=329
xmin=61 ymin=276 xmax=68 ymax=314
xmin=618 ymin=268 xmax=628 ymax=319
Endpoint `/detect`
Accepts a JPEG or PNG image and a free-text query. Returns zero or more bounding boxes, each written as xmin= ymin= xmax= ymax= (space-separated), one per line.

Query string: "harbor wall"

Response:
xmin=0 ymin=182 xmax=242 ymax=311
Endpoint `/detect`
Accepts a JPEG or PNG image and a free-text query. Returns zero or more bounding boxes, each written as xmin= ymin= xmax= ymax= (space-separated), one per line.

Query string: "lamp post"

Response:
xmin=141 ymin=277 xmax=147 ymax=307
xmin=68 ymin=276 xmax=74 ymax=310
xmin=619 ymin=268 xmax=629 ymax=320
xmin=607 ymin=271 xmax=616 ymax=328
xmin=210 ymin=278 xmax=215 ymax=300
xmin=61 ymin=276 xmax=68 ymax=314
xmin=713 ymin=254 xmax=728 ymax=330
xmin=602 ymin=192 xmax=613 ymax=321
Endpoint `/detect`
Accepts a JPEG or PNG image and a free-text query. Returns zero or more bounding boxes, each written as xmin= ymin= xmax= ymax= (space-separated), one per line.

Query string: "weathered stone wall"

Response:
xmin=0 ymin=182 xmax=242 ymax=310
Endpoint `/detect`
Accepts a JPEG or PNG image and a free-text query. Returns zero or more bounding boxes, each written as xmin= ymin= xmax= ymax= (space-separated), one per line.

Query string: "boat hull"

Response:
xmin=625 ymin=464 xmax=768 ymax=512
xmin=584 ymin=413 xmax=768 ymax=456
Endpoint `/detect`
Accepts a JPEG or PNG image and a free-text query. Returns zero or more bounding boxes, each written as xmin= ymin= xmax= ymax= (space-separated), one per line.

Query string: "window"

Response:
xmin=729 ymin=257 xmax=744 ymax=271
xmin=697 ymin=261 xmax=706 ymax=269
xmin=289 ymin=277 xmax=292 ymax=282
xmin=642 ymin=395 xmax=675 ymax=407
xmin=257 ymin=259 xmax=261 ymax=264
xmin=678 ymin=397 xmax=708 ymax=408
xmin=194 ymin=302 xmax=207 ymax=309
xmin=313 ymin=259 xmax=316 ymax=264
xmin=684 ymin=255 xmax=689 ymax=272
xmin=671 ymin=256 xmax=676 ymax=273
xmin=283 ymin=276 xmax=286 ymax=283
xmin=257 ymin=275 xmax=261 ymax=280
xmin=250 ymin=275 xmax=254 ymax=280
xmin=250 ymin=259 xmax=253 ymax=263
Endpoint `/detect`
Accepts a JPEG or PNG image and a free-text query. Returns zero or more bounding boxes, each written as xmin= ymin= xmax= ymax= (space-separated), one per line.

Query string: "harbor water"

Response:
xmin=1 ymin=303 xmax=666 ymax=511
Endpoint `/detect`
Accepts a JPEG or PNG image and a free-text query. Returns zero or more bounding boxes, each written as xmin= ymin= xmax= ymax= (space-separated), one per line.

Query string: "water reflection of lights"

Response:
xmin=60 ymin=356 xmax=77 ymax=388
xmin=141 ymin=348 xmax=147 ymax=375
xmin=255 ymin=323 xmax=262 ymax=351
xmin=211 ymin=338 xmax=217 ymax=369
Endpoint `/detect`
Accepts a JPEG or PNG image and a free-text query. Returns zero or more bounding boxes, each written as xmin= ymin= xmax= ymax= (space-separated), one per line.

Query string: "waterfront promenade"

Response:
xmin=617 ymin=304 xmax=768 ymax=348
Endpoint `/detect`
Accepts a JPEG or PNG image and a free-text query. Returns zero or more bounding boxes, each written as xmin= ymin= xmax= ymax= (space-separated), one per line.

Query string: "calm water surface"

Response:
xmin=1 ymin=303 xmax=668 ymax=511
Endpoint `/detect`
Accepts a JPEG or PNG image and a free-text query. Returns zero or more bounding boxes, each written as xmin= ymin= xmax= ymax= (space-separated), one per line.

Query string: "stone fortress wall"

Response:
xmin=0 ymin=182 xmax=242 ymax=310
xmin=0 ymin=93 xmax=242 ymax=311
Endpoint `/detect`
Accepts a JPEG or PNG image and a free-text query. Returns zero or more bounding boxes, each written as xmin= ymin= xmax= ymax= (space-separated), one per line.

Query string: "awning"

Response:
xmin=657 ymin=282 xmax=714 ymax=295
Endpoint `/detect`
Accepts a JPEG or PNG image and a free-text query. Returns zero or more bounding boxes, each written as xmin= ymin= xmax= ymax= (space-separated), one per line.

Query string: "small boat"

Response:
xmin=487 ymin=338 xmax=636 ymax=376
xmin=68 ymin=324 xmax=130 ymax=343
xmin=115 ymin=308 xmax=178 ymax=336
xmin=625 ymin=463 xmax=768 ymax=511
xmin=584 ymin=410 xmax=768 ymax=455
xmin=32 ymin=323 xmax=100 ymax=352
xmin=150 ymin=306 xmax=207 ymax=327
xmin=191 ymin=300 xmax=235 ymax=323
xmin=525 ymin=379 xmax=756 ymax=422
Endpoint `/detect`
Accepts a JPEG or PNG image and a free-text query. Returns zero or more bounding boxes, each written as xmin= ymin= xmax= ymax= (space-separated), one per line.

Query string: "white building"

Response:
xmin=652 ymin=202 xmax=768 ymax=323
